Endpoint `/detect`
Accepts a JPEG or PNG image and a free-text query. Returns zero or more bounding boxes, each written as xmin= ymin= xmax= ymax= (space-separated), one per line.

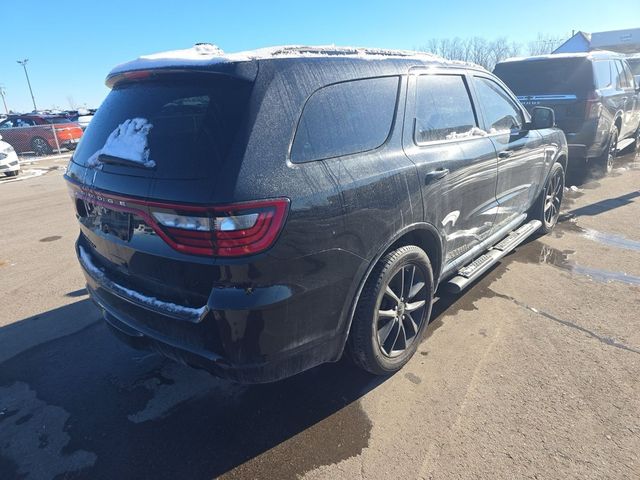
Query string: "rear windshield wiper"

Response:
xmin=95 ymin=153 xmax=156 ymax=169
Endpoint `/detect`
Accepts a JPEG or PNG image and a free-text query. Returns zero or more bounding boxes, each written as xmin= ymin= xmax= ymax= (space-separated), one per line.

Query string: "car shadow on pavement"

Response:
xmin=0 ymin=299 xmax=401 ymax=480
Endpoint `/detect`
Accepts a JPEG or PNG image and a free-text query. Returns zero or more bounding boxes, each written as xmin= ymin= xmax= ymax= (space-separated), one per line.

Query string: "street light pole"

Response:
xmin=0 ymin=86 xmax=8 ymax=114
xmin=16 ymin=59 xmax=37 ymax=112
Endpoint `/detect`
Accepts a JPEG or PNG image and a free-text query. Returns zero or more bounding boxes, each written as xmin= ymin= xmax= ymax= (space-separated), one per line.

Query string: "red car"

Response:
xmin=0 ymin=115 xmax=83 ymax=155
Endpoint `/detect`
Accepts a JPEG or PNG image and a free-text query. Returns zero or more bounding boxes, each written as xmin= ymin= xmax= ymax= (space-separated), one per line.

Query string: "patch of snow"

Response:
xmin=87 ymin=118 xmax=155 ymax=169
xmin=445 ymin=127 xmax=488 ymax=140
xmin=570 ymin=185 xmax=580 ymax=192
xmin=78 ymin=246 xmax=207 ymax=319
xmin=108 ymin=44 xmax=483 ymax=79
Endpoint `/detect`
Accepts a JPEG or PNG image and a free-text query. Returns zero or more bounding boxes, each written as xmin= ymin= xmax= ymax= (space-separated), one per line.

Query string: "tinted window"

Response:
xmin=414 ymin=75 xmax=477 ymax=143
xmin=621 ymin=61 xmax=635 ymax=88
xmin=72 ymin=74 xmax=252 ymax=179
xmin=46 ymin=117 xmax=72 ymax=124
xmin=629 ymin=58 xmax=640 ymax=76
xmin=494 ymin=58 xmax=594 ymax=95
xmin=291 ymin=77 xmax=399 ymax=163
xmin=593 ymin=61 xmax=612 ymax=89
xmin=474 ymin=77 xmax=523 ymax=132
xmin=0 ymin=119 xmax=15 ymax=128
xmin=614 ymin=60 xmax=631 ymax=88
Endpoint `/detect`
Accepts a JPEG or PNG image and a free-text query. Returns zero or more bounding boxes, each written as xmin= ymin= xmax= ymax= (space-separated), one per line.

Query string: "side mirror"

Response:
xmin=530 ymin=106 xmax=555 ymax=130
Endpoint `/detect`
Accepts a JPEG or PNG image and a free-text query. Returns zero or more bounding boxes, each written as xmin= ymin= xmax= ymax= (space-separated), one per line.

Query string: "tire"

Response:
xmin=530 ymin=161 xmax=564 ymax=235
xmin=348 ymin=245 xmax=434 ymax=376
xmin=633 ymin=126 xmax=640 ymax=153
xmin=31 ymin=136 xmax=52 ymax=156
xmin=597 ymin=127 xmax=618 ymax=174
xmin=5 ymin=170 xmax=19 ymax=177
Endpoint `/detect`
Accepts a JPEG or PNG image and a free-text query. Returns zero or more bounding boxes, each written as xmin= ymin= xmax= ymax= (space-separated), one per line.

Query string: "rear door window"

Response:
xmin=614 ymin=60 xmax=631 ymax=89
xmin=291 ymin=76 xmax=399 ymax=163
xmin=414 ymin=74 xmax=478 ymax=143
xmin=473 ymin=77 xmax=524 ymax=132
xmin=593 ymin=61 xmax=612 ymax=89
xmin=72 ymin=74 xmax=253 ymax=179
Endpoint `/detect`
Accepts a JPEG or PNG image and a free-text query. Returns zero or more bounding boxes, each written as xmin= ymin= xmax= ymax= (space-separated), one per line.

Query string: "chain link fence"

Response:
xmin=0 ymin=122 xmax=82 ymax=158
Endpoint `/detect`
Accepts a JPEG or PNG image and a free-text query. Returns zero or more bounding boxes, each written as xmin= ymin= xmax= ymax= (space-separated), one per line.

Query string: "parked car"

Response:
xmin=0 ymin=114 xmax=83 ymax=155
xmin=65 ymin=44 xmax=568 ymax=383
xmin=0 ymin=135 xmax=20 ymax=177
xmin=494 ymin=51 xmax=640 ymax=176
xmin=627 ymin=54 xmax=640 ymax=77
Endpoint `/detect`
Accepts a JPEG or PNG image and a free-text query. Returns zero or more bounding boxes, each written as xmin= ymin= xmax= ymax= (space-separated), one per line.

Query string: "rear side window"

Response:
xmin=614 ymin=60 xmax=632 ymax=89
xmin=593 ymin=61 xmax=612 ymax=89
xmin=291 ymin=77 xmax=399 ymax=163
xmin=629 ymin=59 xmax=640 ymax=76
xmin=494 ymin=58 xmax=594 ymax=96
xmin=414 ymin=74 xmax=477 ymax=143
xmin=474 ymin=77 xmax=523 ymax=132
xmin=72 ymin=74 xmax=252 ymax=179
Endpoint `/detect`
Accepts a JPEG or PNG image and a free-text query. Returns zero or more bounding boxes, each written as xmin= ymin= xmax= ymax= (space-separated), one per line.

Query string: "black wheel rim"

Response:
xmin=544 ymin=168 xmax=563 ymax=226
xmin=376 ymin=264 xmax=428 ymax=358
xmin=606 ymin=131 xmax=618 ymax=173
xmin=32 ymin=138 xmax=48 ymax=156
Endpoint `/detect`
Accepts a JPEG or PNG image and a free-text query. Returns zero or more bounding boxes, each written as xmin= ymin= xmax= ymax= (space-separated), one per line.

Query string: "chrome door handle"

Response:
xmin=498 ymin=150 xmax=514 ymax=159
xmin=425 ymin=168 xmax=449 ymax=182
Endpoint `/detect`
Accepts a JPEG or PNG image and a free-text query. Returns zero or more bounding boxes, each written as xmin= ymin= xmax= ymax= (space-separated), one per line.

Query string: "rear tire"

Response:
xmin=31 ymin=137 xmax=52 ymax=156
xmin=348 ymin=245 xmax=434 ymax=376
xmin=597 ymin=127 xmax=618 ymax=174
xmin=530 ymin=161 xmax=564 ymax=235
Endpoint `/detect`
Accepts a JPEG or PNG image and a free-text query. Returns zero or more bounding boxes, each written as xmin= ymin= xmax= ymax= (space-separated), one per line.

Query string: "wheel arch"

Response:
xmin=336 ymin=222 xmax=444 ymax=357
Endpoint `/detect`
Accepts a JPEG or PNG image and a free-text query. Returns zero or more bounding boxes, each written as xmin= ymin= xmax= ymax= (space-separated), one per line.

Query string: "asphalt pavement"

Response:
xmin=1 ymin=151 xmax=639 ymax=479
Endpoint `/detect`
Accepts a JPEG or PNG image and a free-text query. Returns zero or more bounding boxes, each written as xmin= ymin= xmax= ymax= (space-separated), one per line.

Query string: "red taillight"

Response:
xmin=585 ymin=91 xmax=602 ymax=119
xmin=150 ymin=198 xmax=290 ymax=257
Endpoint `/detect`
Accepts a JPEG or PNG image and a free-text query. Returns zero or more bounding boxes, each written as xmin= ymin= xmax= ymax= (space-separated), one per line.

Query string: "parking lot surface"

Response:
xmin=1 ymin=151 xmax=639 ymax=479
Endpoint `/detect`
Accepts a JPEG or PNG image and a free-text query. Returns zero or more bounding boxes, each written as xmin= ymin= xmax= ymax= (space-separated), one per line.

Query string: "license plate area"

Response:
xmin=84 ymin=201 xmax=133 ymax=242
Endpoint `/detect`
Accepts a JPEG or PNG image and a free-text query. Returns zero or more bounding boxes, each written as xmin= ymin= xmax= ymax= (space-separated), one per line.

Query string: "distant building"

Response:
xmin=554 ymin=28 xmax=640 ymax=54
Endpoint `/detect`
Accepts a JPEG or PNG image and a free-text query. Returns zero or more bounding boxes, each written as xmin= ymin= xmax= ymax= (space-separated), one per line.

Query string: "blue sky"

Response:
xmin=1 ymin=0 xmax=637 ymax=112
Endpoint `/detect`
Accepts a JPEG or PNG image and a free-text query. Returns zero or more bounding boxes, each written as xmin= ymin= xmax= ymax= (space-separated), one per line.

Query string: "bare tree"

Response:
xmin=527 ymin=33 xmax=568 ymax=56
xmin=419 ymin=33 xmax=566 ymax=70
xmin=66 ymin=95 xmax=77 ymax=110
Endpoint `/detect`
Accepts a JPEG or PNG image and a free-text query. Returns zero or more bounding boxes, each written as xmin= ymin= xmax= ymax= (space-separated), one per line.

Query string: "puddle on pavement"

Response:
xmin=514 ymin=241 xmax=640 ymax=286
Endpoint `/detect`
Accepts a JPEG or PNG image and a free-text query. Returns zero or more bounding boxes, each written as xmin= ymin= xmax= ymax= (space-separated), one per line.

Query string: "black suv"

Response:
xmin=65 ymin=45 xmax=568 ymax=383
xmin=494 ymin=51 xmax=640 ymax=176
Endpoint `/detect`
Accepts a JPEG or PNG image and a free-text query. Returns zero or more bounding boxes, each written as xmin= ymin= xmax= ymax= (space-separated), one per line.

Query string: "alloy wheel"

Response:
xmin=606 ymin=129 xmax=618 ymax=173
xmin=544 ymin=168 xmax=563 ymax=226
xmin=376 ymin=264 xmax=428 ymax=357
xmin=32 ymin=137 xmax=50 ymax=156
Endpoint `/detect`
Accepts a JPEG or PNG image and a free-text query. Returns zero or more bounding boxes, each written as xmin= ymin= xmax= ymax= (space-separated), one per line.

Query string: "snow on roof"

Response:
xmin=108 ymin=43 xmax=480 ymax=78
xmin=500 ymin=50 xmax=622 ymax=64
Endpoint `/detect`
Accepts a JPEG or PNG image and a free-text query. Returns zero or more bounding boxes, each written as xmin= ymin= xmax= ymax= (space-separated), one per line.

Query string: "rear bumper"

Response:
xmin=76 ymin=239 xmax=356 ymax=383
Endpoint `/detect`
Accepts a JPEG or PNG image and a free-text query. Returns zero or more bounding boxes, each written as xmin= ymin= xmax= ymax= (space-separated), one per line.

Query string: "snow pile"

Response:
xmin=87 ymin=118 xmax=155 ymax=169
xmin=78 ymin=246 xmax=208 ymax=319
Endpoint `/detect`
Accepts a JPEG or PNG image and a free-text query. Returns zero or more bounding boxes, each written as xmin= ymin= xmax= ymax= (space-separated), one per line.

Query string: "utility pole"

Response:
xmin=16 ymin=59 xmax=37 ymax=112
xmin=0 ymin=86 xmax=8 ymax=114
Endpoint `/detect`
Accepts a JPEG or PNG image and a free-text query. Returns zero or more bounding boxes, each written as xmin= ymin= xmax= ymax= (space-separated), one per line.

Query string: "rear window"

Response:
xmin=494 ymin=58 xmax=594 ymax=95
xmin=72 ymin=74 xmax=252 ymax=179
xmin=291 ymin=76 xmax=399 ymax=163
xmin=46 ymin=117 xmax=73 ymax=124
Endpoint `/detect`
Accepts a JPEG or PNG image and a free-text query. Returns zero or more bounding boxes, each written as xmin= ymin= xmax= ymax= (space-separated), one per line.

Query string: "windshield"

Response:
xmin=494 ymin=58 xmax=594 ymax=96
xmin=72 ymin=74 xmax=253 ymax=179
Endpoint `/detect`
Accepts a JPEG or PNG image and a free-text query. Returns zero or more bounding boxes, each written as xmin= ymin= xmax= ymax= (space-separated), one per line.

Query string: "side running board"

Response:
xmin=446 ymin=219 xmax=542 ymax=294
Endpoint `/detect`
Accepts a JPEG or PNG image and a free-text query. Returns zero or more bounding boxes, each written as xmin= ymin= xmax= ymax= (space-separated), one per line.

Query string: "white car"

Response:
xmin=0 ymin=136 xmax=20 ymax=177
